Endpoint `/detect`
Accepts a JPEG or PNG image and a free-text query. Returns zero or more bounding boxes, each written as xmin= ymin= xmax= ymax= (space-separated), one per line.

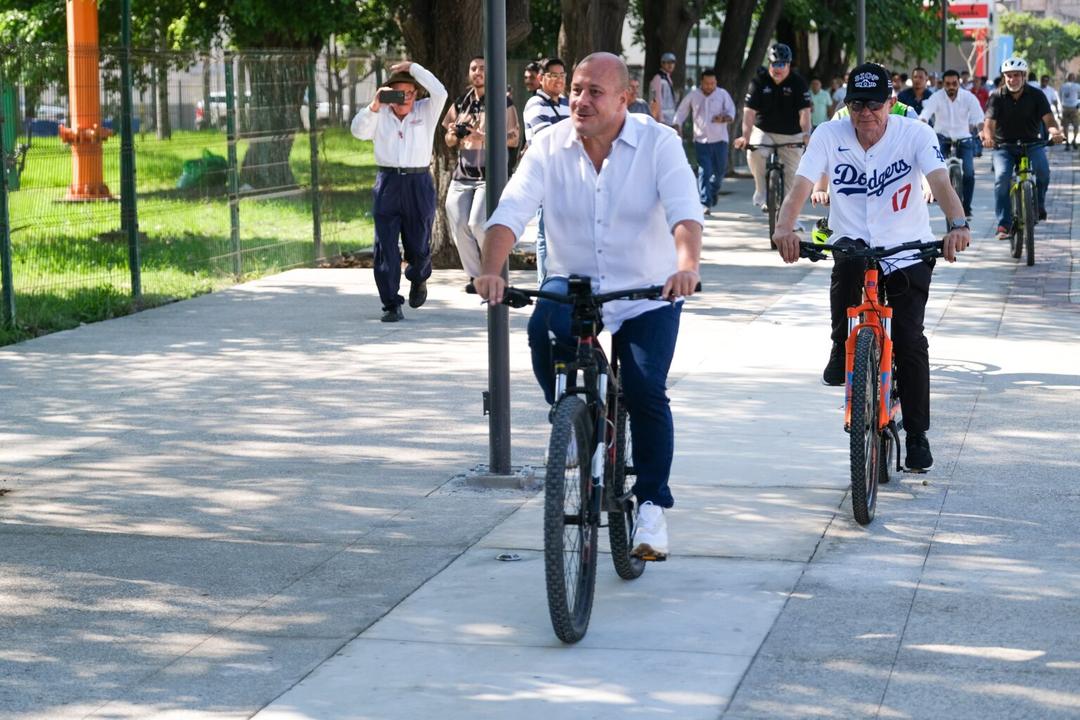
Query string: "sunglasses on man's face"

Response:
xmin=770 ymin=62 xmax=789 ymax=69
xmin=846 ymin=100 xmax=885 ymax=113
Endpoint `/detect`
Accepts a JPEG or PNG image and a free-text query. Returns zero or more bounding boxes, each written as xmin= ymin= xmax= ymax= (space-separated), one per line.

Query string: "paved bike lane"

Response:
xmin=2 ymin=149 xmax=1076 ymax=719
xmin=250 ymin=149 xmax=1080 ymax=719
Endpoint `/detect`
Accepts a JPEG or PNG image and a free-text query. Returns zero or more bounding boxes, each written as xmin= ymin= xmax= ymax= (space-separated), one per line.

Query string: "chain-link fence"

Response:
xmin=0 ymin=44 xmax=380 ymax=343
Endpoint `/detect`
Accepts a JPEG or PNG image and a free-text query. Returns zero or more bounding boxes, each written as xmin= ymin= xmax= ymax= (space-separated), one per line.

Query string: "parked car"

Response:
xmin=300 ymin=90 xmax=349 ymax=131
xmin=195 ymin=91 xmax=251 ymax=130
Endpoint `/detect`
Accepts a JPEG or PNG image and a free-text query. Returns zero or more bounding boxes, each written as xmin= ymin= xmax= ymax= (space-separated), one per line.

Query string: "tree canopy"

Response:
xmin=1001 ymin=11 xmax=1080 ymax=77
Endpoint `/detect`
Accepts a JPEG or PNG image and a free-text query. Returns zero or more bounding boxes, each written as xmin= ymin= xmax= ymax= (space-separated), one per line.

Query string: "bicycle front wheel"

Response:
xmin=1022 ymin=180 xmax=1035 ymax=266
xmin=767 ymin=168 xmax=783 ymax=248
xmin=1010 ymin=186 xmax=1024 ymax=259
xmin=849 ymin=328 xmax=881 ymax=526
xmin=949 ymin=162 xmax=963 ymax=199
xmin=607 ymin=397 xmax=645 ymax=580
xmin=544 ymin=396 xmax=598 ymax=643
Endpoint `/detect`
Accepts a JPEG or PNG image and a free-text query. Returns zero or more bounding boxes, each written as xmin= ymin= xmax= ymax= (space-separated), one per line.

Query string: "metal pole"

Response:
xmin=941 ymin=0 xmax=949 ymax=74
xmin=485 ymin=0 xmax=511 ymax=475
xmin=857 ymin=0 xmax=866 ymax=65
xmin=0 ymin=96 xmax=14 ymax=325
xmin=224 ymin=54 xmax=241 ymax=278
xmin=307 ymin=56 xmax=322 ymax=260
xmin=120 ymin=0 xmax=141 ymax=298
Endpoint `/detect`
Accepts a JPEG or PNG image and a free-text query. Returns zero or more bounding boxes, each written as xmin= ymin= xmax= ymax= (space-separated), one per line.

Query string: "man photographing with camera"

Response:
xmin=442 ymin=56 xmax=520 ymax=279
xmin=351 ymin=61 xmax=447 ymax=322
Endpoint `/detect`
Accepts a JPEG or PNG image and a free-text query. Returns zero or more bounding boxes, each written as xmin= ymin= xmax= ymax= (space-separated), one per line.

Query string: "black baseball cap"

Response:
xmin=846 ymin=63 xmax=890 ymax=103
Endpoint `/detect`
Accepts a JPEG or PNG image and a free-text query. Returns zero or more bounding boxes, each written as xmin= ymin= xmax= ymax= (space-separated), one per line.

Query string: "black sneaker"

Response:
xmin=408 ymin=280 xmax=428 ymax=309
xmin=822 ymin=342 xmax=845 ymax=386
xmin=1038 ymin=207 xmax=1048 ymax=222
xmin=381 ymin=305 xmax=404 ymax=322
xmin=905 ymin=431 xmax=933 ymax=472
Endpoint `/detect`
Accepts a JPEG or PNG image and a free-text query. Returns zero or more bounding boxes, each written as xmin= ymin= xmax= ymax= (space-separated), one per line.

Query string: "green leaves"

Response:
xmin=1002 ymin=11 xmax=1080 ymax=76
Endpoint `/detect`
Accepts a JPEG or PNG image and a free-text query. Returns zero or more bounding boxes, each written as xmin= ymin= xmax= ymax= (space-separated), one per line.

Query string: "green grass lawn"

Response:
xmin=1 ymin=127 xmax=376 ymax=345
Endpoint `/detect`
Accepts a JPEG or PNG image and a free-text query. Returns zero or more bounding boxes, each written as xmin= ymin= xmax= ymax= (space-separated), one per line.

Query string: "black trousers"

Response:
xmin=830 ymin=252 xmax=934 ymax=434
xmin=372 ymin=170 xmax=435 ymax=310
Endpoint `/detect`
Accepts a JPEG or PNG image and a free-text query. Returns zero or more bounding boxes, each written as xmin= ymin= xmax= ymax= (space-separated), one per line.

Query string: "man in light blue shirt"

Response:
xmin=809 ymin=77 xmax=832 ymax=130
xmin=476 ymin=53 xmax=703 ymax=560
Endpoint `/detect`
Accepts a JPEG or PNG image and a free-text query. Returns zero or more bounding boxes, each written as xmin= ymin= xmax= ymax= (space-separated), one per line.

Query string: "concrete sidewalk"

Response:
xmin=2 ymin=147 xmax=1079 ymax=719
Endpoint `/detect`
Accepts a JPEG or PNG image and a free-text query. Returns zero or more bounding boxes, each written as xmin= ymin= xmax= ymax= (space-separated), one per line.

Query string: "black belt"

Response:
xmin=377 ymin=166 xmax=429 ymax=175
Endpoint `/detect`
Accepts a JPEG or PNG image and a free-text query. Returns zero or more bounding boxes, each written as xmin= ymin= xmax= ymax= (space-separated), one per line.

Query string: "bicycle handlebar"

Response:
xmin=465 ymin=280 xmax=703 ymax=308
xmin=798 ymin=239 xmax=944 ymax=263
xmin=747 ymin=142 xmax=805 ymax=151
xmin=996 ymin=139 xmax=1049 ymax=150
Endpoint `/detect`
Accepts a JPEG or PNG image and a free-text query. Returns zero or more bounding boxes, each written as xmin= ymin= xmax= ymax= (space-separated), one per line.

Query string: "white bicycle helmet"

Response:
xmin=1000 ymin=56 xmax=1028 ymax=74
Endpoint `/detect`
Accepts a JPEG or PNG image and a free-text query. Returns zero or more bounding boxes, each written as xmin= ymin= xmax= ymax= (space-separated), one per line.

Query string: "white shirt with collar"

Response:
xmin=486 ymin=113 xmax=703 ymax=332
xmin=918 ymin=87 xmax=984 ymax=140
xmin=674 ymin=87 xmax=736 ymax=143
xmin=350 ymin=63 xmax=448 ymax=168
xmin=796 ymin=115 xmax=945 ymax=272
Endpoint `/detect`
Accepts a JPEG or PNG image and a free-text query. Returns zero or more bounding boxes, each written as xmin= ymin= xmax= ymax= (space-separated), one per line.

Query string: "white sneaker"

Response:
xmin=631 ymin=501 xmax=669 ymax=559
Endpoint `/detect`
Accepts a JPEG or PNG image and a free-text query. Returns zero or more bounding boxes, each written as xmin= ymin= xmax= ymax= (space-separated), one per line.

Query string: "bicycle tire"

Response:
xmin=607 ymin=394 xmax=645 ymax=580
xmin=1022 ymin=181 xmax=1035 ymax=266
xmin=949 ymin=162 xmax=963 ymax=200
xmin=768 ymin=167 xmax=782 ymax=249
xmin=1010 ymin=186 xmax=1024 ymax=259
xmin=849 ymin=328 xmax=881 ymax=526
xmin=544 ymin=396 xmax=598 ymax=643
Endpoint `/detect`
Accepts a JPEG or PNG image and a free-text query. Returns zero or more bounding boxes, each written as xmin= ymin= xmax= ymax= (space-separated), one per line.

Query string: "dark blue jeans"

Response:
xmin=992 ymin=144 xmax=1049 ymax=229
xmin=937 ymin=135 xmax=975 ymax=215
xmin=694 ymin=140 xmax=729 ymax=207
xmin=527 ymin=277 xmax=682 ymax=508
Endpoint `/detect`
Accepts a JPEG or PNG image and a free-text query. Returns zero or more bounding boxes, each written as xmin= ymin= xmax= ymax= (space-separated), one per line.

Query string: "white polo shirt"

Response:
xmin=486 ymin=113 xmax=703 ymax=332
xmin=918 ymin=87 xmax=985 ymax=140
xmin=796 ymin=115 xmax=946 ymax=272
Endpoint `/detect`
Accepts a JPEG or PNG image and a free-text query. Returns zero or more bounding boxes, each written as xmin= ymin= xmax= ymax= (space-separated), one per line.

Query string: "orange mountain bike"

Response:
xmin=800 ymin=239 xmax=944 ymax=525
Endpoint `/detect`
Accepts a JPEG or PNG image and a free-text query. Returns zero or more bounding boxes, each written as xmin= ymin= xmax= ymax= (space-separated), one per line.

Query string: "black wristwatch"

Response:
xmin=947 ymin=218 xmax=969 ymax=232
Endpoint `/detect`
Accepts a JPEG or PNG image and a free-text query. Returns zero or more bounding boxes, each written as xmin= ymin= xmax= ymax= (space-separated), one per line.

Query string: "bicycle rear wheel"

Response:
xmin=544 ymin=396 xmax=598 ymax=643
xmin=607 ymin=394 xmax=645 ymax=580
xmin=849 ymin=328 xmax=881 ymax=526
xmin=1022 ymin=180 xmax=1035 ymax=266
xmin=767 ymin=167 xmax=783 ymax=249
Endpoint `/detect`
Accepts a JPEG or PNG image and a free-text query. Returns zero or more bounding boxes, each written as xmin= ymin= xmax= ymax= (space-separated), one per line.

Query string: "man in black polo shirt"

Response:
xmin=982 ymin=56 xmax=1062 ymax=240
xmin=734 ymin=44 xmax=812 ymax=213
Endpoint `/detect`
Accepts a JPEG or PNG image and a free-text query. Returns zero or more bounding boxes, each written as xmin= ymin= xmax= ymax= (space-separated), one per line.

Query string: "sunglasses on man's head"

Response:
xmin=846 ymin=99 xmax=885 ymax=112
xmin=770 ymin=62 xmax=789 ymax=69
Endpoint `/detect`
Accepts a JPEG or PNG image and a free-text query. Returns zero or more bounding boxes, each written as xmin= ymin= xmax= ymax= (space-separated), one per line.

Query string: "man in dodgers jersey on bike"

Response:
xmin=475 ymin=53 xmax=703 ymax=560
xmin=773 ymin=63 xmax=971 ymax=472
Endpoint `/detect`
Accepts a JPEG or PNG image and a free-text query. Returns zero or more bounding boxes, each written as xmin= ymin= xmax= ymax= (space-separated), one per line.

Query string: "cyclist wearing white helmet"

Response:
xmin=982 ymin=56 xmax=1062 ymax=239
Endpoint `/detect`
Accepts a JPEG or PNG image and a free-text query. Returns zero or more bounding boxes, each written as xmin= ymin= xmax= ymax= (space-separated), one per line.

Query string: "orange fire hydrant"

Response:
xmin=58 ymin=0 xmax=113 ymax=201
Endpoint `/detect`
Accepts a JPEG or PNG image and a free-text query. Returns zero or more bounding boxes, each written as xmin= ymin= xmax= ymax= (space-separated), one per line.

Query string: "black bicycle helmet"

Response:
xmin=768 ymin=44 xmax=793 ymax=64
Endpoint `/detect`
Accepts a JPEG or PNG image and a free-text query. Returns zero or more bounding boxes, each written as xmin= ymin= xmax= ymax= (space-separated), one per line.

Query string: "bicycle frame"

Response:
xmin=842 ymin=265 xmax=895 ymax=434
xmin=800 ymin=239 xmax=944 ymax=473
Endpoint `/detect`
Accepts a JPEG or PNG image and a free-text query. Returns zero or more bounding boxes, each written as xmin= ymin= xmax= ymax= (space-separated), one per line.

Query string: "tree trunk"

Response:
xmin=201 ymin=55 xmax=212 ymax=130
xmin=398 ymin=0 xmax=531 ymax=268
xmin=557 ymin=0 xmax=629 ymax=69
xmin=640 ymin=0 xmax=706 ymax=95
xmin=238 ymin=53 xmax=307 ymax=190
xmin=347 ymin=57 xmax=358 ymax=127
xmin=155 ymin=58 xmax=171 ymax=140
